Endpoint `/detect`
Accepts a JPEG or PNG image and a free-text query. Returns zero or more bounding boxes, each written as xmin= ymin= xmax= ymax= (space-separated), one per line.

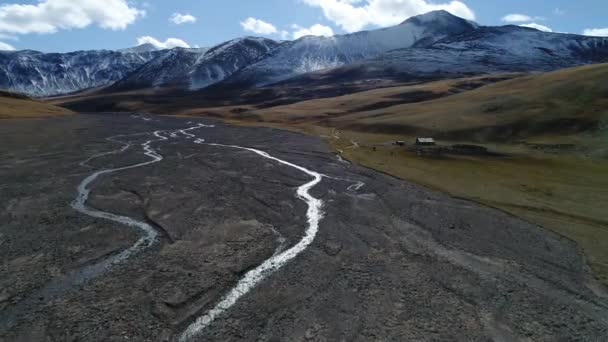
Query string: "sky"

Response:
xmin=0 ymin=0 xmax=607 ymax=52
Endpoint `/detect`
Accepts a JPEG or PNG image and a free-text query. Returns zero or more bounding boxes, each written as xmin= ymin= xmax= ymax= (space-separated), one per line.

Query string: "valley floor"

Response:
xmin=1 ymin=114 xmax=607 ymax=341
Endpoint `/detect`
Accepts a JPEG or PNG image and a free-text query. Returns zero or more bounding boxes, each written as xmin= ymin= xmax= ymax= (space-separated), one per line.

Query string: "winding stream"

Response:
xmin=179 ymin=143 xmax=325 ymax=342
xmin=1 ymin=124 xmax=209 ymax=331
xmin=72 ymin=123 xmax=211 ymax=273
xmin=71 ymin=130 xmax=169 ymax=266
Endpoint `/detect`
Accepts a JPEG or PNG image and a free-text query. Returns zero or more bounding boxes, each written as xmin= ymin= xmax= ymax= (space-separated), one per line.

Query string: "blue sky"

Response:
xmin=0 ymin=0 xmax=607 ymax=52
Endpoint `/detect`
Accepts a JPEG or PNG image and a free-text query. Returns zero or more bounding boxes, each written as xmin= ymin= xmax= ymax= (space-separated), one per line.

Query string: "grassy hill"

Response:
xmin=337 ymin=63 xmax=608 ymax=142
xmin=0 ymin=90 xmax=73 ymax=119
xmin=252 ymin=63 xmax=608 ymax=144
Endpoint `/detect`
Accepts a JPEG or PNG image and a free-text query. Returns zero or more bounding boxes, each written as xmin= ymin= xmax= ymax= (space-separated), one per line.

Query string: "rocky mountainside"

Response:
xmin=0 ymin=47 xmax=163 ymax=97
xmin=2 ymin=11 xmax=608 ymax=97
xmin=110 ymin=37 xmax=278 ymax=91
xmin=222 ymin=10 xmax=478 ymax=87
xmin=108 ymin=47 xmax=209 ymax=91
xmin=233 ymin=17 xmax=608 ymax=88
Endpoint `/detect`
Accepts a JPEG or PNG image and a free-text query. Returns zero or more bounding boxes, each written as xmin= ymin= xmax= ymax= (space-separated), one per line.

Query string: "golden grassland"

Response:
xmin=249 ymin=64 xmax=608 ymax=142
xmin=1 ymin=93 xmax=73 ymax=119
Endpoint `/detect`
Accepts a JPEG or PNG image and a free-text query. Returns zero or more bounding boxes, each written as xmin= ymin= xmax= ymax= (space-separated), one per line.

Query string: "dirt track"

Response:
xmin=1 ymin=113 xmax=607 ymax=341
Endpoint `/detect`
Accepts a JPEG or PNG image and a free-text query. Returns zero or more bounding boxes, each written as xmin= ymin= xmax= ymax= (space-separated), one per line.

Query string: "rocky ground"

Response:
xmin=0 ymin=113 xmax=607 ymax=341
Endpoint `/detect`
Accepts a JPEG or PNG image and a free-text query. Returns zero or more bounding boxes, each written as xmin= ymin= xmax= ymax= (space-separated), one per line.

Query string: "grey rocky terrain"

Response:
xmin=1 ymin=114 xmax=607 ymax=341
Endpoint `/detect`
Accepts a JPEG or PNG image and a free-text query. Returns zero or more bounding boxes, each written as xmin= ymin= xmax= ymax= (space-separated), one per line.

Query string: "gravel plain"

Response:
xmin=1 ymin=113 xmax=607 ymax=341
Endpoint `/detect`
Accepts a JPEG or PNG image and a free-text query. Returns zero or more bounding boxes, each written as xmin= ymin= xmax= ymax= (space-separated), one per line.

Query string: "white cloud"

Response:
xmin=520 ymin=23 xmax=553 ymax=32
xmin=501 ymin=14 xmax=533 ymax=23
xmin=502 ymin=14 xmax=546 ymax=24
xmin=240 ymin=17 xmax=278 ymax=35
xmin=0 ymin=0 xmax=144 ymax=35
xmin=583 ymin=28 xmax=608 ymax=37
xmin=136 ymin=36 xmax=190 ymax=49
xmin=170 ymin=13 xmax=197 ymax=25
xmin=0 ymin=41 xmax=16 ymax=50
xmin=291 ymin=24 xmax=334 ymax=39
xmin=238 ymin=17 xmax=332 ymax=40
xmin=301 ymin=0 xmax=475 ymax=32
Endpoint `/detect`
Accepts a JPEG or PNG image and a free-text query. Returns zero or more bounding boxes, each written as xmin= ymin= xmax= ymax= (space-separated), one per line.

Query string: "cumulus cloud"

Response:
xmin=240 ymin=17 xmax=278 ymax=34
xmin=501 ymin=14 xmax=533 ymax=23
xmin=583 ymin=28 xmax=608 ymax=37
xmin=301 ymin=0 xmax=475 ymax=32
xmin=0 ymin=0 xmax=145 ymax=35
xmin=136 ymin=36 xmax=190 ymax=49
xmin=170 ymin=13 xmax=197 ymax=25
xmin=0 ymin=41 xmax=16 ymax=50
xmin=291 ymin=24 xmax=334 ymax=39
xmin=502 ymin=13 xmax=545 ymax=24
xmin=520 ymin=23 xmax=553 ymax=32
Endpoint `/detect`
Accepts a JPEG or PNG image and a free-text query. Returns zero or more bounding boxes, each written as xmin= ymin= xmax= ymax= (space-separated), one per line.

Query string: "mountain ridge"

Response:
xmin=2 ymin=10 xmax=608 ymax=97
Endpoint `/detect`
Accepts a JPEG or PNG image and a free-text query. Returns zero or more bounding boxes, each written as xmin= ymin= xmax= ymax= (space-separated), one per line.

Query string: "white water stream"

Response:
xmin=72 ymin=124 xmax=210 ymax=272
xmin=179 ymin=143 xmax=325 ymax=341
xmin=71 ymin=131 xmax=168 ymax=265
xmin=74 ymin=122 xmax=358 ymax=341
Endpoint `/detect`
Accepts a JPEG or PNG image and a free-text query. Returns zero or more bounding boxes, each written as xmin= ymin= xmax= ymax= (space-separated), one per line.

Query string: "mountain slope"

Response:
xmin=0 ymin=90 xmax=73 ymax=118
xmin=109 ymin=37 xmax=279 ymax=91
xmin=107 ymin=47 xmax=209 ymax=91
xmin=0 ymin=48 xmax=163 ymax=97
xmin=270 ymin=25 xmax=608 ymax=87
xmin=220 ymin=10 xmax=477 ymax=87
xmin=257 ymin=63 xmax=608 ymax=142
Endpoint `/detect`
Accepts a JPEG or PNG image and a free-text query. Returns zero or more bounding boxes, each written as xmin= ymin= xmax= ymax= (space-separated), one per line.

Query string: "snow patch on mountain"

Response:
xmin=223 ymin=10 xmax=477 ymax=87
xmin=0 ymin=49 xmax=162 ymax=96
xmin=110 ymin=37 xmax=278 ymax=91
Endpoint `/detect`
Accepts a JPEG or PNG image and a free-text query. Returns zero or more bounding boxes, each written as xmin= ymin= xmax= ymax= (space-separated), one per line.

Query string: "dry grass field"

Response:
xmin=1 ymin=91 xmax=73 ymax=119
xmin=250 ymin=64 xmax=608 ymax=143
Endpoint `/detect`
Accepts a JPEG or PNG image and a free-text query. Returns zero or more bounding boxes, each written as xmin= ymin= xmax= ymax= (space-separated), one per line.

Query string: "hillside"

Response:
xmin=254 ymin=63 xmax=608 ymax=143
xmin=0 ymin=91 xmax=73 ymax=119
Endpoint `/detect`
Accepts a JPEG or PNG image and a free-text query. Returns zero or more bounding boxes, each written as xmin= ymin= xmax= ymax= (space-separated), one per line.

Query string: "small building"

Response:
xmin=416 ymin=138 xmax=436 ymax=146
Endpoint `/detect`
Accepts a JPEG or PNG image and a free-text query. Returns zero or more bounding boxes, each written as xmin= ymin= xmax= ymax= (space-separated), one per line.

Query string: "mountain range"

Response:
xmin=1 ymin=10 xmax=608 ymax=97
xmin=0 ymin=48 xmax=163 ymax=97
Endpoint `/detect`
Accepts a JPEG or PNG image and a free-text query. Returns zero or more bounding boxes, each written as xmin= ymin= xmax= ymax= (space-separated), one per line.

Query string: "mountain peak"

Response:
xmin=399 ymin=10 xmax=479 ymax=38
xmin=402 ymin=10 xmax=471 ymax=25
xmin=118 ymin=43 xmax=160 ymax=54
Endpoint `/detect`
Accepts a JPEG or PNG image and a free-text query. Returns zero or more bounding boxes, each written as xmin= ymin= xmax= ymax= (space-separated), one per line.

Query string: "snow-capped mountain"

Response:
xmin=301 ymin=25 xmax=608 ymax=83
xmin=0 ymin=47 xmax=162 ymax=97
xmin=110 ymin=37 xmax=279 ymax=91
xmin=117 ymin=43 xmax=161 ymax=54
xmin=109 ymin=47 xmax=209 ymax=90
xmin=220 ymin=10 xmax=478 ymax=87
xmin=220 ymin=11 xmax=608 ymax=88
xmin=2 ymin=10 xmax=608 ymax=98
